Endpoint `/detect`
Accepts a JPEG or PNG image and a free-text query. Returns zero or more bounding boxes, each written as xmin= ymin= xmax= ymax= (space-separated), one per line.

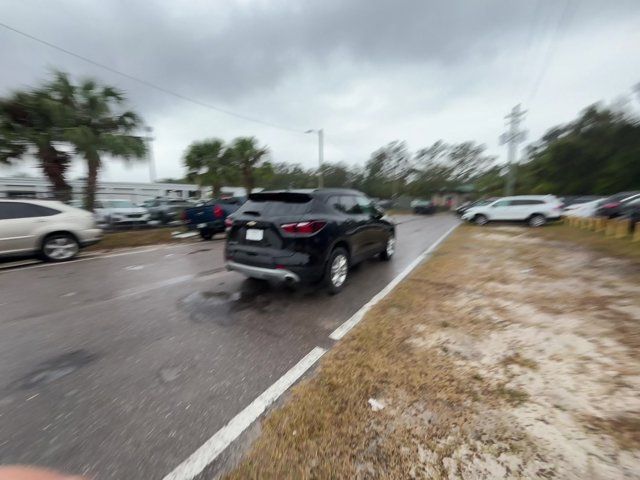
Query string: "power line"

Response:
xmin=512 ymin=0 xmax=543 ymax=102
xmin=0 ymin=21 xmax=305 ymax=134
xmin=525 ymin=0 xmax=576 ymax=104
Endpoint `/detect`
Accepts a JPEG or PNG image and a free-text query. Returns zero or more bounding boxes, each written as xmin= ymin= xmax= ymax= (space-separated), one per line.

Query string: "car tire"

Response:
xmin=324 ymin=247 xmax=349 ymax=295
xmin=379 ymin=234 xmax=395 ymax=261
xmin=41 ymin=233 xmax=79 ymax=262
xmin=200 ymin=230 xmax=213 ymax=240
xmin=528 ymin=214 xmax=546 ymax=227
xmin=474 ymin=214 xmax=488 ymax=226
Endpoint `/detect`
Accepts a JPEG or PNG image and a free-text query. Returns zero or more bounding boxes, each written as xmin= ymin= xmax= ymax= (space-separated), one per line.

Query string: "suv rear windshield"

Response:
xmin=240 ymin=192 xmax=312 ymax=216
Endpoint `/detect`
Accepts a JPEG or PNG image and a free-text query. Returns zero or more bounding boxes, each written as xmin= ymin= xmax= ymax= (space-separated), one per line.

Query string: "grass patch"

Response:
xmin=531 ymin=222 xmax=640 ymax=263
xmin=85 ymin=227 xmax=194 ymax=251
xmin=494 ymin=385 xmax=530 ymax=406
xmin=501 ymin=353 xmax=539 ymax=370
xmin=584 ymin=414 xmax=640 ymax=450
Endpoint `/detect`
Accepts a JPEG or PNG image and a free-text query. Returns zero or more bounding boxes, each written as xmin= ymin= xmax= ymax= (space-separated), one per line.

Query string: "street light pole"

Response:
xmin=306 ymin=128 xmax=324 ymax=188
xmin=145 ymin=126 xmax=157 ymax=183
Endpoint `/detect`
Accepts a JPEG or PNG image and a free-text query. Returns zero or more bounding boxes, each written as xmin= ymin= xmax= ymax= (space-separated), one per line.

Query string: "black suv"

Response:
xmin=225 ymin=189 xmax=395 ymax=293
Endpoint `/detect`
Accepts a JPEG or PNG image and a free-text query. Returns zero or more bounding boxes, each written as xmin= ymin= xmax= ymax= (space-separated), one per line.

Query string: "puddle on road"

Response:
xmin=178 ymin=279 xmax=316 ymax=325
xmin=16 ymin=350 xmax=97 ymax=389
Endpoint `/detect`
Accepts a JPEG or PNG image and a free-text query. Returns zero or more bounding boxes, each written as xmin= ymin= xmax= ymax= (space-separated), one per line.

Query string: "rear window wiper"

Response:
xmin=242 ymin=211 xmax=261 ymax=216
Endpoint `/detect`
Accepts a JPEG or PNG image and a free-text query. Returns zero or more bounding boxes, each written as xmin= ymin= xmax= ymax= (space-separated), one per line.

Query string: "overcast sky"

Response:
xmin=1 ymin=0 xmax=639 ymax=183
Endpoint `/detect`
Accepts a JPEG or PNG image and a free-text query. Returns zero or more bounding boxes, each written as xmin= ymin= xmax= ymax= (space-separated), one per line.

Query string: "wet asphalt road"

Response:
xmin=0 ymin=214 xmax=458 ymax=479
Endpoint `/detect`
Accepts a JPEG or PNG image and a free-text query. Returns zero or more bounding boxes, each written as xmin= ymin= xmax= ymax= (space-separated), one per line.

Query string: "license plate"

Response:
xmin=197 ymin=223 xmax=207 ymax=228
xmin=246 ymin=228 xmax=263 ymax=241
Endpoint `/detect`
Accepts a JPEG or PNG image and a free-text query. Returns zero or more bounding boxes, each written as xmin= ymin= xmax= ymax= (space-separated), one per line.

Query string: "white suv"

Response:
xmin=0 ymin=199 xmax=102 ymax=261
xmin=461 ymin=195 xmax=562 ymax=227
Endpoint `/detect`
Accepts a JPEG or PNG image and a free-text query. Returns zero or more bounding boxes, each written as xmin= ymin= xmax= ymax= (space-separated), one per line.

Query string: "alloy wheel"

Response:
xmin=330 ymin=254 xmax=348 ymax=287
xmin=44 ymin=236 xmax=78 ymax=260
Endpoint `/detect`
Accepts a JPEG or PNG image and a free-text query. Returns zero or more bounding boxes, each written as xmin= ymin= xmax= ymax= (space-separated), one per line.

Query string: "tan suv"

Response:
xmin=0 ymin=199 xmax=102 ymax=261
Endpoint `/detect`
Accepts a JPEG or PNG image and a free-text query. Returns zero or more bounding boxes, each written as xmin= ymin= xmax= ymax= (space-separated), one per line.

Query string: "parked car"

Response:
xmin=94 ymin=199 xmax=150 ymax=226
xmin=183 ymin=196 xmax=246 ymax=239
xmin=146 ymin=198 xmax=194 ymax=224
xmin=225 ymin=189 xmax=395 ymax=294
xmin=619 ymin=197 xmax=640 ymax=232
xmin=456 ymin=198 xmax=496 ymax=216
xmin=410 ymin=199 xmax=435 ymax=214
xmin=561 ymin=195 xmax=602 ymax=209
xmin=0 ymin=199 xmax=102 ymax=261
xmin=461 ymin=195 xmax=563 ymax=227
xmin=563 ymin=198 xmax=603 ymax=217
xmin=595 ymin=192 xmax=640 ymax=218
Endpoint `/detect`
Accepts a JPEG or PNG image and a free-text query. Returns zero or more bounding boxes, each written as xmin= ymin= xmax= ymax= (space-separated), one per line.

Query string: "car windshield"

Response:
xmin=104 ymin=200 xmax=136 ymax=208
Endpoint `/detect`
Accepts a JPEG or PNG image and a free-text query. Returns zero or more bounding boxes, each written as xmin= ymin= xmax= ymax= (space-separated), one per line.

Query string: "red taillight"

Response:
xmin=224 ymin=217 xmax=233 ymax=228
xmin=213 ymin=205 xmax=224 ymax=218
xmin=281 ymin=221 xmax=327 ymax=235
xmin=602 ymin=202 xmax=619 ymax=209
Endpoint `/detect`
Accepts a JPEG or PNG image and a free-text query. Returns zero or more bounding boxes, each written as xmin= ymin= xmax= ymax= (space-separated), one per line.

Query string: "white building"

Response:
xmin=0 ymin=176 xmax=264 ymax=204
xmin=0 ymin=177 xmax=214 ymax=202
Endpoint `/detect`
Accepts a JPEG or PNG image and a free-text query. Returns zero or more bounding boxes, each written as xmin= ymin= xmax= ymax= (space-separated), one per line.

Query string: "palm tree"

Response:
xmin=49 ymin=72 xmax=146 ymax=211
xmin=0 ymin=87 xmax=74 ymax=201
xmin=183 ymin=138 xmax=237 ymax=198
xmin=228 ymin=136 xmax=269 ymax=195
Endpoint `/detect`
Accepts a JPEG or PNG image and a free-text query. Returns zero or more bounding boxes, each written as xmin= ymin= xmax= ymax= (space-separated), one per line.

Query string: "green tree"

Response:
xmin=518 ymin=103 xmax=640 ymax=195
xmin=183 ymin=138 xmax=237 ymax=198
xmin=228 ymin=136 xmax=269 ymax=195
xmin=0 ymin=87 xmax=74 ymax=201
xmin=320 ymin=162 xmax=351 ymax=188
xmin=51 ymin=72 xmax=147 ymax=211
xmin=409 ymin=140 xmax=494 ymax=197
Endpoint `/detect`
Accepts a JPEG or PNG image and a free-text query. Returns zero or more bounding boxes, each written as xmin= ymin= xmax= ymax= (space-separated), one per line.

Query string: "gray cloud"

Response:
xmin=1 ymin=0 xmax=639 ymax=181
xmin=3 ymin=0 xmax=636 ymax=103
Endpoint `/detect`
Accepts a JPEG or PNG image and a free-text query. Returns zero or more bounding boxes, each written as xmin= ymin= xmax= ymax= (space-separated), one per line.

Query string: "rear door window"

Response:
xmin=340 ymin=196 xmax=359 ymax=214
xmin=355 ymin=196 xmax=375 ymax=215
xmin=0 ymin=202 xmax=60 ymax=220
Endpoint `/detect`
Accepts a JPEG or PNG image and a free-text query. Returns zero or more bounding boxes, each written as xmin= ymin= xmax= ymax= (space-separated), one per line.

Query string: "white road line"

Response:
xmin=163 ymin=346 xmax=327 ymax=480
xmin=329 ymin=223 xmax=458 ymax=340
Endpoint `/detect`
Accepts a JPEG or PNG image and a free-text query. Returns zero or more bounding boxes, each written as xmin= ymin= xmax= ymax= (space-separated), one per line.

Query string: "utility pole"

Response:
xmin=306 ymin=128 xmax=324 ymax=188
xmin=145 ymin=126 xmax=157 ymax=183
xmin=499 ymin=105 xmax=527 ymax=196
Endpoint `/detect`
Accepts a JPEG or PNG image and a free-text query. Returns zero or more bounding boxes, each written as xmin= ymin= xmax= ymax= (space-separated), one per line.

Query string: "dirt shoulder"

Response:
xmin=84 ymin=227 xmax=200 ymax=251
xmin=225 ymin=224 xmax=640 ymax=479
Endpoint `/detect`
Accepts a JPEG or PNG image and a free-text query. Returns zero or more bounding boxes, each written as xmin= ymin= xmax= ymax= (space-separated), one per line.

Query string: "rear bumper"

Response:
xmin=190 ymin=220 xmax=225 ymax=232
xmin=226 ymin=261 xmax=300 ymax=283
